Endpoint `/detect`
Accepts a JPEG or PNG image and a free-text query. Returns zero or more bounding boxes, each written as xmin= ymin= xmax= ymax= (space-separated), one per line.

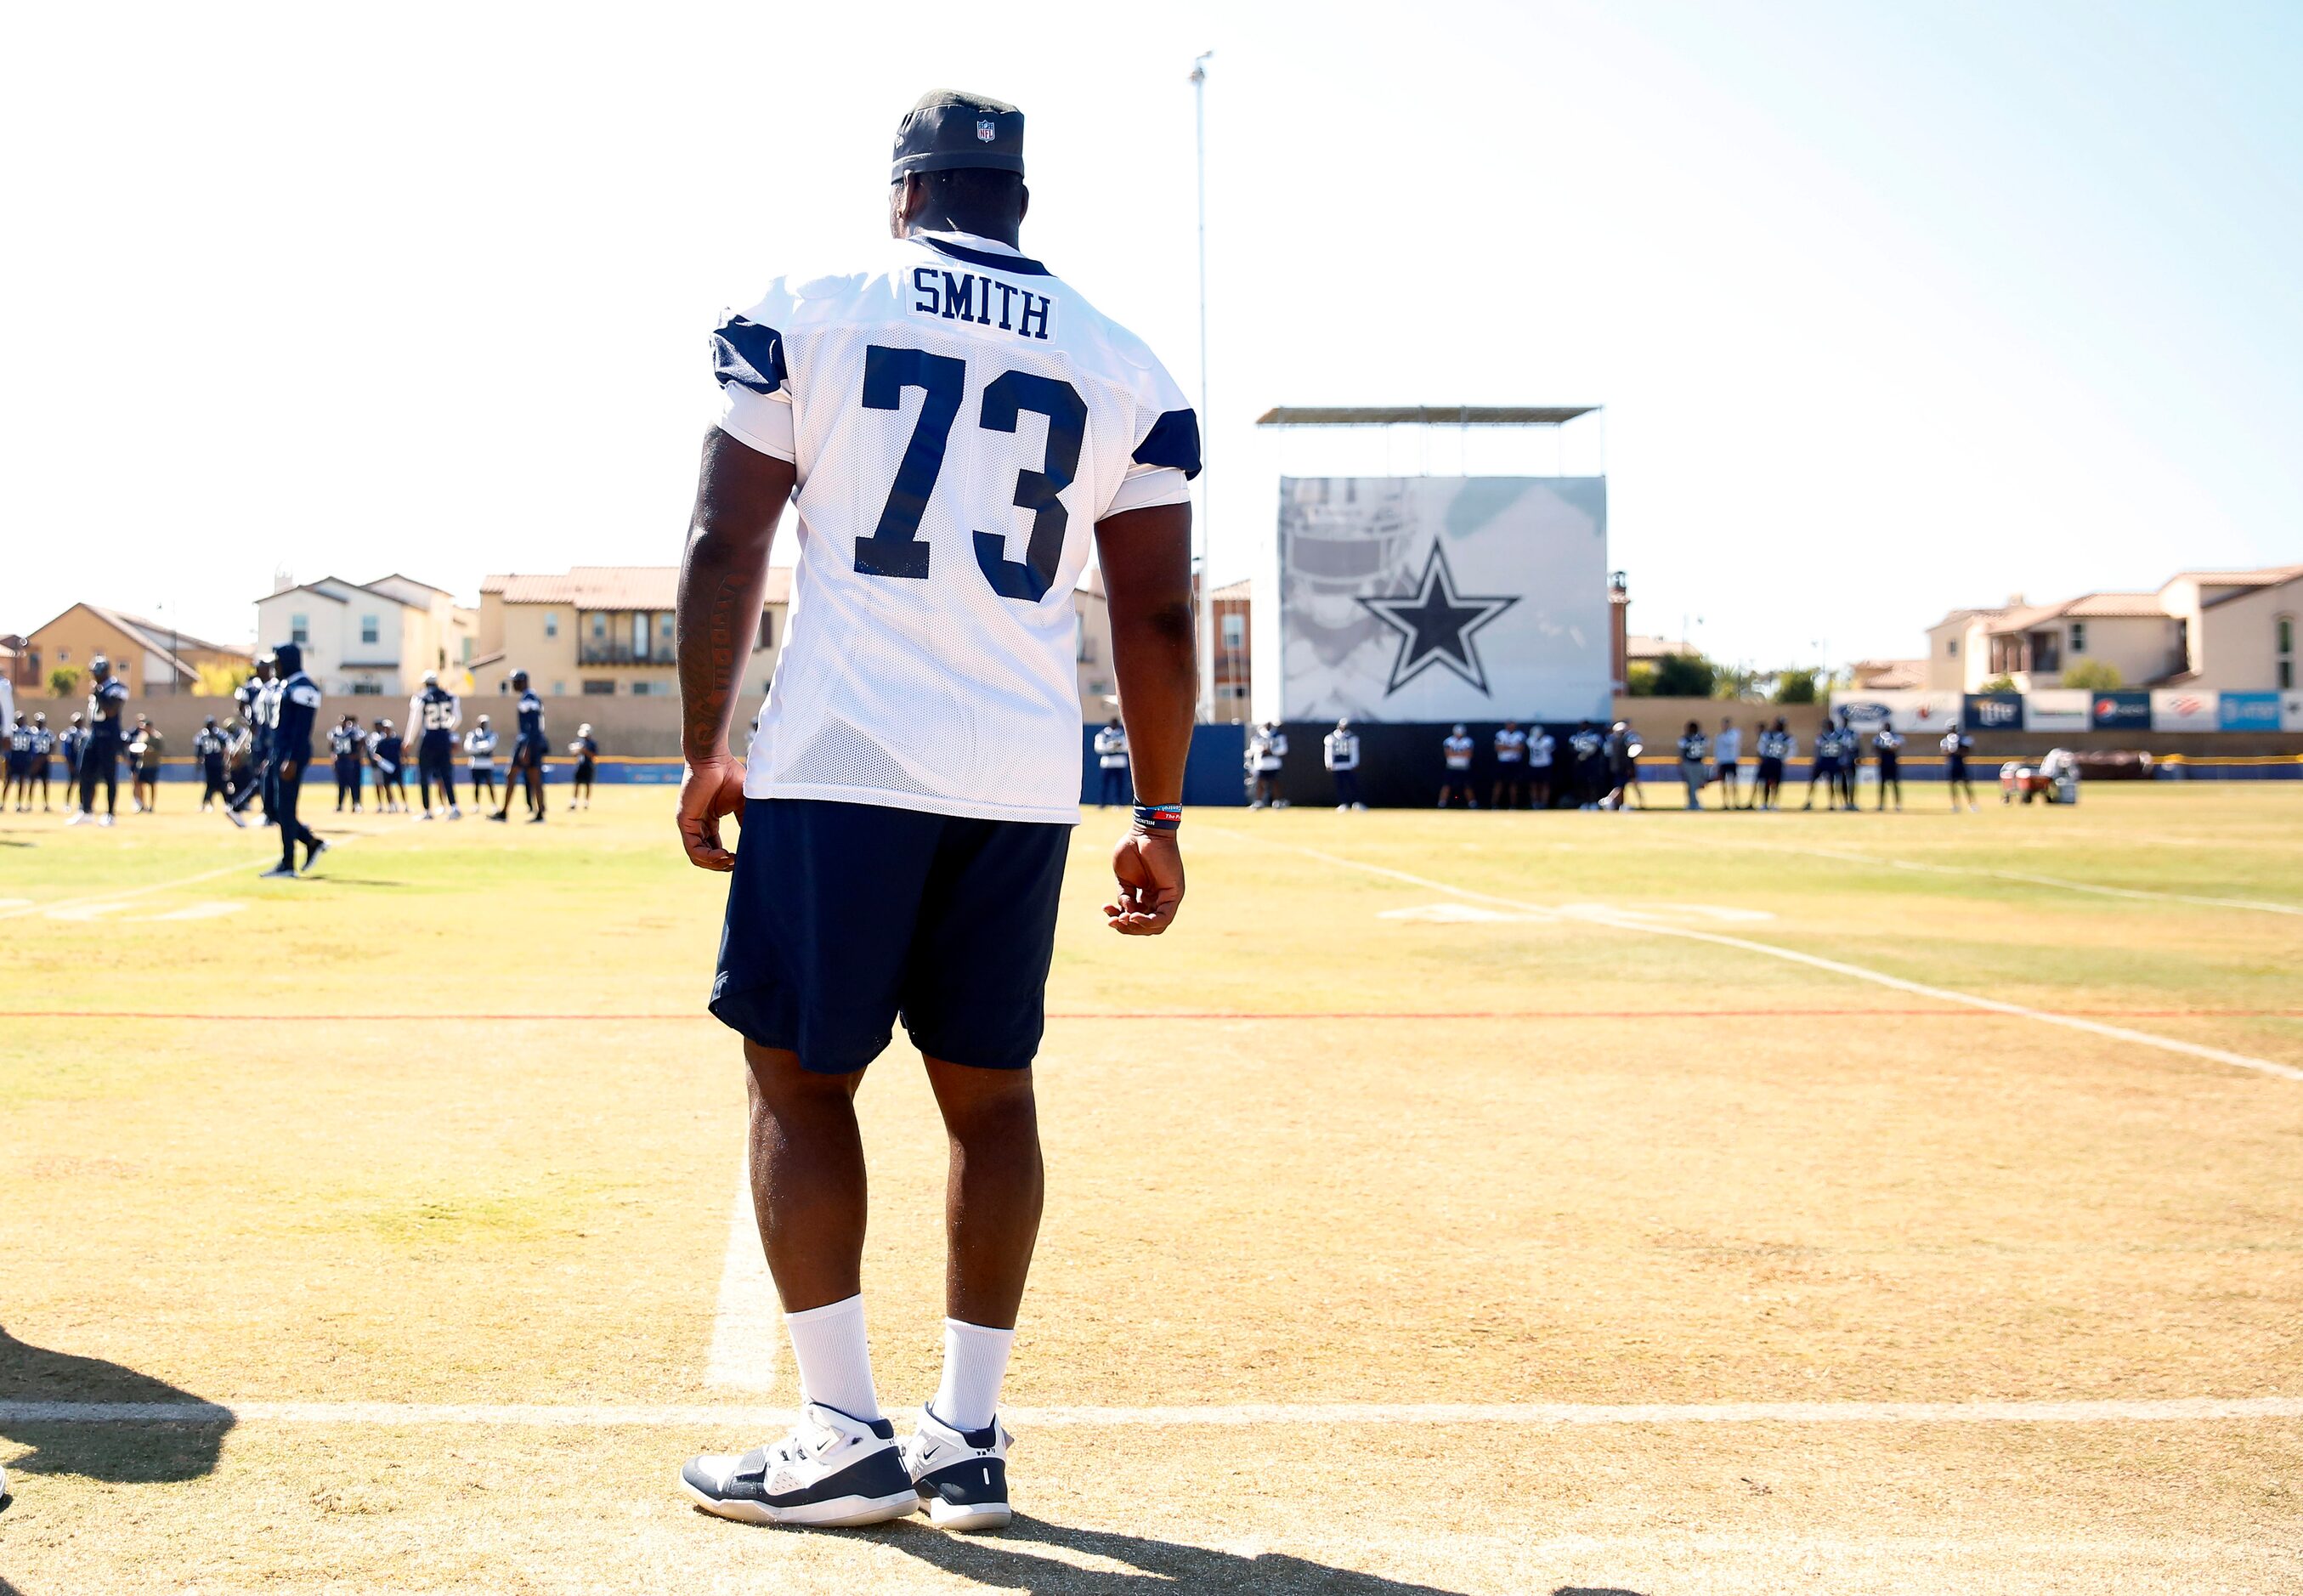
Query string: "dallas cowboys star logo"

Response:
xmin=1356 ymin=543 xmax=1519 ymax=698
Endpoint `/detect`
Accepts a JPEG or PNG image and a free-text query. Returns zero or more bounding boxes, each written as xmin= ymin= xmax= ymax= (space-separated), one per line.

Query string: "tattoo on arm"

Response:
xmin=676 ymin=430 xmax=794 ymax=761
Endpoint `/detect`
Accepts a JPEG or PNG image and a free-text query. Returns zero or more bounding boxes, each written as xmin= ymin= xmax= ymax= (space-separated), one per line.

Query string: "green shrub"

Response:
xmin=1648 ymin=652 xmax=1716 ymax=698
xmin=47 ymin=665 xmax=81 ymax=698
xmin=1771 ymin=668 xmax=1818 ymax=705
xmin=1979 ymin=673 xmax=2018 ymax=694
xmin=2062 ymin=659 xmax=2122 ymax=690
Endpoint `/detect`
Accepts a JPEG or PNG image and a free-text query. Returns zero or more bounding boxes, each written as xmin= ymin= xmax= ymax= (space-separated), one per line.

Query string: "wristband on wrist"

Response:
xmin=1132 ymin=802 xmax=1182 ymax=833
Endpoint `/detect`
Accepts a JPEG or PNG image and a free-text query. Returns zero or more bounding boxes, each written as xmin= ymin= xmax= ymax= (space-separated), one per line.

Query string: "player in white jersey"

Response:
xmin=673 ymin=91 xmax=1199 ymax=1534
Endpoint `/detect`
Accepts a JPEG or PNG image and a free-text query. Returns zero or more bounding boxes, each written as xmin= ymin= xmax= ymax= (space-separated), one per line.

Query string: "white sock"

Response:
xmin=932 ymin=1318 xmax=1016 ymax=1431
xmin=783 ymin=1294 xmax=880 ymax=1421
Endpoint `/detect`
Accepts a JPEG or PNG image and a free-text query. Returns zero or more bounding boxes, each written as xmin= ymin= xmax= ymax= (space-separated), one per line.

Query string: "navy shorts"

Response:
xmin=710 ymin=798 xmax=1071 ymax=1076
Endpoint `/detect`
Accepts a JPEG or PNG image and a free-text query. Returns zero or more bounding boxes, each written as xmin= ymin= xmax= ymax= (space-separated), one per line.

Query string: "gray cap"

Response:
xmin=891 ymin=89 xmax=1024 ymax=181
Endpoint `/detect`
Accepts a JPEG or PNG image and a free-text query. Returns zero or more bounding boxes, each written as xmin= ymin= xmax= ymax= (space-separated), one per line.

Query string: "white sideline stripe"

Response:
xmin=704 ymin=1175 xmax=779 ymax=1390
xmin=0 ymin=829 xmax=383 ymax=922
xmin=2 ymin=1396 xmax=2296 ymax=1427
xmin=1225 ymin=833 xmax=2303 ymax=1084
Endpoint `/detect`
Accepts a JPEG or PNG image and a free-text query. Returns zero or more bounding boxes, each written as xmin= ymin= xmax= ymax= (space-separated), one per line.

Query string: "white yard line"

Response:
xmin=704 ymin=1174 xmax=780 ymax=1390
xmin=0 ymin=827 xmax=386 ymax=921
xmin=1 ymin=1396 xmax=2295 ymax=1427
xmin=1220 ymin=832 xmax=2303 ymax=1084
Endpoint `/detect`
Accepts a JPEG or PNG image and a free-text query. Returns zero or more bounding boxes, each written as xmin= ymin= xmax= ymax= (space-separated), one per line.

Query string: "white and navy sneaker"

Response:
xmin=903 ymin=1406 xmax=1013 ymax=1531
xmin=681 ymin=1403 xmax=918 ymax=1528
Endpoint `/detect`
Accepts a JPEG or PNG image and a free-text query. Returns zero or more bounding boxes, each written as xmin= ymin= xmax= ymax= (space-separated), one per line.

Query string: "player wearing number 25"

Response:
xmin=674 ymin=90 xmax=1201 ymax=1531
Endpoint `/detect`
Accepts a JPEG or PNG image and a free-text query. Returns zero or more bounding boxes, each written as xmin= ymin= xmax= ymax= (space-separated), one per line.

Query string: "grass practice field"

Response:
xmin=3 ymin=784 xmax=2300 ymax=1593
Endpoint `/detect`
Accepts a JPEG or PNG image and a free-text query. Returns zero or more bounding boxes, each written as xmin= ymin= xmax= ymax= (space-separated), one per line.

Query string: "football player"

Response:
xmin=464 ymin=716 xmax=499 ymax=805
xmin=330 ymin=716 xmax=366 ymax=811
xmin=1491 ymin=720 xmax=1527 ymax=810
xmin=195 ymin=716 xmax=230 ymax=810
xmin=368 ymin=720 xmax=407 ymax=814
xmin=567 ymin=723 xmax=598 ymax=810
xmin=1525 ymin=722 xmax=1556 ymax=810
xmin=1677 ymin=720 xmax=1709 ymax=810
xmin=1803 ymin=720 xmax=1842 ymax=811
xmin=1757 ymin=718 xmax=1791 ymax=811
xmin=26 ymin=712 xmax=56 ymax=812
xmin=1873 ymin=725 xmax=1904 ymax=811
xmin=3 ymin=712 xmax=27 ymax=812
xmin=69 ymin=654 xmax=129 ymax=826
xmin=1568 ymin=720 xmax=1606 ymax=809
xmin=672 ymin=89 xmax=1197 ymax=1534
xmin=1712 ymin=714 xmax=1742 ymax=809
xmin=489 ymin=671 xmax=546 ymax=823
xmin=1439 ymin=723 xmax=1476 ymax=808
xmin=1092 ymin=716 xmax=1129 ymax=808
xmin=259 ymin=642 xmax=327 ymax=877
xmin=1942 ymin=727 xmax=1977 ymax=811
xmin=410 ymin=670 xmax=463 ymax=819
xmin=1322 ymin=716 xmax=1362 ymax=810
xmin=1246 ymin=721 xmax=1287 ymax=809
xmin=127 ymin=716 xmax=164 ymax=812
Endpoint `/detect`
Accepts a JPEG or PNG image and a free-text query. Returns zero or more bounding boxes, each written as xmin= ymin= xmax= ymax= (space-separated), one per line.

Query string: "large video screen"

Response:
xmin=1276 ymin=475 xmax=1610 ymax=722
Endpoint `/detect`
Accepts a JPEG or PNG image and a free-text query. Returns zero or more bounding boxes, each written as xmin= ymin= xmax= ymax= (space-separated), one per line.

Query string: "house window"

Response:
xmin=350 ymin=682 xmax=382 ymax=696
xmin=582 ymin=680 xmax=615 ymax=695
xmin=58 ymin=648 xmax=70 ymax=662
xmin=291 ymin=614 xmax=309 ymax=645
xmin=631 ymin=680 xmax=657 ymax=696
xmin=756 ymin=612 xmax=774 ymax=652
xmin=2280 ymin=614 xmax=2295 ymax=690
xmin=360 ymin=614 xmax=379 ymax=645
xmin=545 ymin=613 xmax=559 ymax=638
xmin=1945 ymin=638 xmax=1957 ymax=658
xmin=2068 ymin=621 xmax=2085 ymax=654
xmin=461 ymin=637 xmax=472 ymax=663
xmin=591 ymin=614 xmax=608 ymax=640
xmin=1221 ymin=614 xmax=1245 ymax=649
xmin=2030 ymin=631 xmax=2061 ymax=672
xmin=657 ymin=613 xmax=675 ymax=644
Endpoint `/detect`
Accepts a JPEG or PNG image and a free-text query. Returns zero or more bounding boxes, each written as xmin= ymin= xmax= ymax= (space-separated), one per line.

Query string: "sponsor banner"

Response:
xmin=2218 ymin=691 xmax=2282 ymax=732
xmin=2284 ymin=691 xmax=2303 ymax=733
xmin=1962 ymin=693 xmax=2023 ymax=732
xmin=2150 ymin=689 xmax=2219 ymax=733
xmin=1835 ymin=698 xmax=1892 ymax=732
xmin=1275 ymin=476 xmax=1610 ymax=722
xmin=1843 ymin=689 xmax=1961 ymax=732
xmin=2090 ymin=690 xmax=2151 ymax=730
xmin=2023 ymin=688 xmax=2091 ymax=733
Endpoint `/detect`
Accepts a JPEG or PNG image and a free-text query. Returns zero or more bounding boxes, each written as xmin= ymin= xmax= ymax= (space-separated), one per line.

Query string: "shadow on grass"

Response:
xmin=857 ymin=1513 xmax=1529 ymax=1594
xmin=0 ymin=1324 xmax=232 ymax=1485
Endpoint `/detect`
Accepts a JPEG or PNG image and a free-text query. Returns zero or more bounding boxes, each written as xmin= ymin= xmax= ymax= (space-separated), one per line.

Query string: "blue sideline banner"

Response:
xmin=2218 ymin=692 xmax=2281 ymax=732
xmin=2090 ymin=690 xmax=2150 ymax=730
xmin=1962 ymin=693 xmax=2023 ymax=732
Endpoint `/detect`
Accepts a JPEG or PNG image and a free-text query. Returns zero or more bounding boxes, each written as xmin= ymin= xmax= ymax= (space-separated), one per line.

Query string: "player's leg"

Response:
xmin=439 ymin=756 xmax=459 ymax=817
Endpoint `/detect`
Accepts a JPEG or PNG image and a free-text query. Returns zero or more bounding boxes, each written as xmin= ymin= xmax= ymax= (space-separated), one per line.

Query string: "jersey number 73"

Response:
xmin=850 ymin=344 xmax=1086 ymax=603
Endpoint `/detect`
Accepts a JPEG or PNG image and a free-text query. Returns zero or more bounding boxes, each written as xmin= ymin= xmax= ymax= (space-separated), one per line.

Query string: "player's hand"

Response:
xmin=1106 ymin=828 xmax=1185 ymax=935
xmin=677 ymin=753 xmax=746 ymax=872
xmin=279 ymin=760 xmax=300 ymax=783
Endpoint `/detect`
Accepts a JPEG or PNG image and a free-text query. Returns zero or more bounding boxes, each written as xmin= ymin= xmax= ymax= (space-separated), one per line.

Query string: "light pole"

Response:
xmin=1190 ymin=50 xmax=1215 ymax=722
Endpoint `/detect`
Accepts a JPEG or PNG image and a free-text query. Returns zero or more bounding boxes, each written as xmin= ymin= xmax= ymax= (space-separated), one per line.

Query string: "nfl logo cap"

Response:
xmin=891 ymin=88 xmax=1024 ymax=180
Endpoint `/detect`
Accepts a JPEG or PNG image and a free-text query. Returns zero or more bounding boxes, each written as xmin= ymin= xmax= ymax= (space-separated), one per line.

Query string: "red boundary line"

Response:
xmin=10 ymin=1008 xmax=2303 ymax=1022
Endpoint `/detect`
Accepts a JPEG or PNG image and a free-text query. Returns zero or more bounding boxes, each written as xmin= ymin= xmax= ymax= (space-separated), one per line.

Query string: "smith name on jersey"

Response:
xmin=712 ymin=229 xmax=1201 ymax=825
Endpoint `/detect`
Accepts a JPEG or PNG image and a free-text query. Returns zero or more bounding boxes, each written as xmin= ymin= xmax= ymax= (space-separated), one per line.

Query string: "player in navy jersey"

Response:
xmin=330 ymin=716 xmax=366 ymax=811
xmin=69 ymin=654 xmax=129 ymax=825
xmin=490 ymin=672 xmax=547 ymax=823
xmin=1756 ymin=718 xmax=1791 ymax=811
xmin=365 ymin=720 xmax=405 ymax=813
xmin=25 ymin=713 xmax=56 ymax=812
xmin=1942 ymin=728 xmax=1977 ymax=811
xmin=1873 ymin=727 xmax=1904 ymax=811
xmin=194 ymin=717 xmax=229 ymax=810
xmin=259 ymin=642 xmax=327 ymax=876
xmin=1604 ymin=721 xmax=1644 ymax=810
xmin=1835 ymin=710 xmax=1862 ymax=810
xmin=1569 ymin=721 xmax=1605 ymax=809
xmin=409 ymin=671 xmax=462 ymax=819
xmin=673 ymin=90 xmax=1197 ymax=1534
xmin=1676 ymin=721 xmax=1709 ymax=809
xmin=228 ymin=653 xmax=278 ymax=826
xmin=59 ymin=712 xmax=86 ymax=790
xmin=127 ymin=716 xmax=164 ymax=812
xmin=1491 ymin=721 xmax=1528 ymax=810
xmin=567 ymin=724 xmax=599 ymax=809
xmin=3 ymin=713 xmax=27 ymax=812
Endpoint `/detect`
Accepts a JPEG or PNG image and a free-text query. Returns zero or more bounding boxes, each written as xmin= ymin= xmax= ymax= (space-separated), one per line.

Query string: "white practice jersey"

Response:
xmin=714 ymin=229 xmax=1200 ymax=824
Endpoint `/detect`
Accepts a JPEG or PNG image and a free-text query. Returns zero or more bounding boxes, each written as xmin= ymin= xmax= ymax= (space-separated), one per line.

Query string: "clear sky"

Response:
xmin=5 ymin=0 xmax=2297 ymax=676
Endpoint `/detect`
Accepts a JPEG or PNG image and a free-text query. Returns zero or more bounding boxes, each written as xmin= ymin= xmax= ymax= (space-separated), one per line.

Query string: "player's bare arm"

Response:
xmin=674 ymin=427 xmax=794 ymax=871
xmin=1095 ymin=499 xmax=1195 ymax=936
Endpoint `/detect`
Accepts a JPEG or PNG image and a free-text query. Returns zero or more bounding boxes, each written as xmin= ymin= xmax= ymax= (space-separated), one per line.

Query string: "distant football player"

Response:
xmin=69 ymin=654 xmax=128 ymax=826
xmin=1247 ymin=721 xmax=1287 ymax=809
xmin=368 ymin=719 xmax=407 ymax=814
xmin=1092 ymin=716 xmax=1130 ymax=808
xmin=25 ymin=713 xmax=56 ymax=812
xmin=1712 ymin=715 xmax=1742 ymax=809
xmin=464 ymin=716 xmax=499 ymax=806
xmin=1568 ymin=720 xmax=1606 ymax=809
xmin=1802 ymin=721 xmax=1836 ymax=810
xmin=1491 ymin=720 xmax=1527 ymax=810
xmin=672 ymin=89 xmax=1197 ymax=1533
xmin=1836 ymin=709 xmax=1862 ymax=810
xmin=259 ymin=642 xmax=327 ymax=877
xmin=1439 ymin=723 xmax=1476 ymax=808
xmin=195 ymin=716 xmax=229 ymax=811
xmin=1942 ymin=727 xmax=1977 ymax=811
xmin=3 ymin=712 xmax=27 ymax=812
xmin=1604 ymin=720 xmax=1645 ymax=810
xmin=1873 ymin=726 xmax=1904 ymax=811
xmin=59 ymin=711 xmax=86 ymax=790
xmin=411 ymin=670 xmax=463 ymax=820
xmin=567 ymin=723 xmax=599 ymax=810
xmin=1756 ymin=717 xmax=1791 ymax=811
xmin=1525 ymin=722 xmax=1556 ymax=810
xmin=1322 ymin=716 xmax=1363 ymax=810
xmin=489 ymin=671 xmax=546 ymax=823
xmin=228 ymin=654 xmax=278 ymax=826
xmin=127 ymin=716 xmax=163 ymax=812
xmin=1677 ymin=720 xmax=1709 ymax=810
xmin=330 ymin=716 xmax=366 ymax=812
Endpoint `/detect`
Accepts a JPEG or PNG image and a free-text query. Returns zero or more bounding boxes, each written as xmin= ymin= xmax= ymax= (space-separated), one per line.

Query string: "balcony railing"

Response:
xmin=575 ymin=642 xmax=671 ymax=666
